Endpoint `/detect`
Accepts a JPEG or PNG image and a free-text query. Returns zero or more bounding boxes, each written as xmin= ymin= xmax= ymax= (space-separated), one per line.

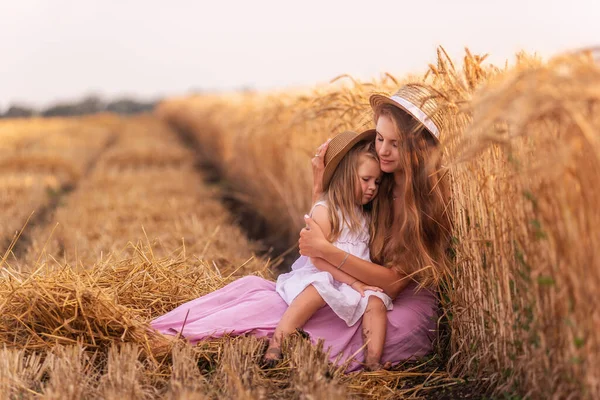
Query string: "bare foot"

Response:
xmin=364 ymin=362 xmax=382 ymax=371
xmin=148 ymin=333 xmax=178 ymax=358
xmin=364 ymin=360 xmax=393 ymax=371
xmin=261 ymin=346 xmax=282 ymax=369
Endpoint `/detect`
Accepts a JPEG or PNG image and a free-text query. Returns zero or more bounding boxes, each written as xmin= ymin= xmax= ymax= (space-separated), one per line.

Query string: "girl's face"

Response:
xmin=375 ymin=114 xmax=401 ymax=173
xmin=356 ymin=156 xmax=382 ymax=205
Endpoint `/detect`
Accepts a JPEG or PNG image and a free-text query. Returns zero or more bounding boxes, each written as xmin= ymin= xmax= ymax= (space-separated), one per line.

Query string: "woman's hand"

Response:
xmin=311 ymin=139 xmax=330 ymax=202
xmin=299 ymin=216 xmax=329 ymax=258
xmin=350 ymin=281 xmax=384 ymax=297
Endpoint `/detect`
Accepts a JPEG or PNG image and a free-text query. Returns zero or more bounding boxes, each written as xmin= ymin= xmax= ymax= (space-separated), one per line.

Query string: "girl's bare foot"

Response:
xmin=364 ymin=360 xmax=393 ymax=371
xmin=365 ymin=362 xmax=381 ymax=371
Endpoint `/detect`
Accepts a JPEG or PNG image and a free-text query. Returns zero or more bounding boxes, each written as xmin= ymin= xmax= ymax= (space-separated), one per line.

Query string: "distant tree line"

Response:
xmin=0 ymin=95 xmax=158 ymax=118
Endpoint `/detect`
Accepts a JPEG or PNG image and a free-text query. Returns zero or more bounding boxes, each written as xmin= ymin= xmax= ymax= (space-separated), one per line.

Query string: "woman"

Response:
xmin=299 ymin=84 xmax=452 ymax=367
xmin=151 ymin=84 xmax=451 ymax=371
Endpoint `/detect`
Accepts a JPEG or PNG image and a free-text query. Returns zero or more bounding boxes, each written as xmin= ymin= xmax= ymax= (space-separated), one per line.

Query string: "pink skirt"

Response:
xmin=150 ymin=275 xmax=437 ymax=371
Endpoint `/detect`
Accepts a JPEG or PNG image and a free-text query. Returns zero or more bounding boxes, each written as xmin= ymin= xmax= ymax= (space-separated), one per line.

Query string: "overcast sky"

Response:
xmin=1 ymin=0 xmax=598 ymax=108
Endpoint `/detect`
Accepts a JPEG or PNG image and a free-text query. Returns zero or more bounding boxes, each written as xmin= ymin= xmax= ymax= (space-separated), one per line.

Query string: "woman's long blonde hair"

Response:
xmin=323 ymin=141 xmax=379 ymax=243
xmin=369 ymin=104 xmax=452 ymax=286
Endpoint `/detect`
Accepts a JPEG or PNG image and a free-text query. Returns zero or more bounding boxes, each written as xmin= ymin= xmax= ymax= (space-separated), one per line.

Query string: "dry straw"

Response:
xmin=0 ymin=246 xmax=450 ymax=399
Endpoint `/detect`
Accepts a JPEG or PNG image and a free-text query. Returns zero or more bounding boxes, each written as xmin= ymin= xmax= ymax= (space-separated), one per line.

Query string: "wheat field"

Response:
xmin=1 ymin=47 xmax=599 ymax=399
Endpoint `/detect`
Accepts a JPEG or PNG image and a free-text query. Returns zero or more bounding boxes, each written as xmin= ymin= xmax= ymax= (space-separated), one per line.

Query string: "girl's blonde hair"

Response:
xmin=323 ymin=140 xmax=379 ymax=243
xmin=369 ymin=104 xmax=452 ymax=286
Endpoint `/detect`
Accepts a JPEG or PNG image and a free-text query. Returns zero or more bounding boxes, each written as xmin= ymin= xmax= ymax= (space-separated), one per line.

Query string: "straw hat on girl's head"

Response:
xmin=369 ymin=84 xmax=443 ymax=141
xmin=322 ymin=129 xmax=376 ymax=190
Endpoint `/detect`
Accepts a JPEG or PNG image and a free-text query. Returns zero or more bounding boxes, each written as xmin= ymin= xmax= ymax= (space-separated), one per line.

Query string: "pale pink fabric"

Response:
xmin=151 ymin=275 xmax=438 ymax=371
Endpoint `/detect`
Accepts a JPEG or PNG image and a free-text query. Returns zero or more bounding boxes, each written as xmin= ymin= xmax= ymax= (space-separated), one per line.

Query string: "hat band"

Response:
xmin=389 ymin=95 xmax=439 ymax=138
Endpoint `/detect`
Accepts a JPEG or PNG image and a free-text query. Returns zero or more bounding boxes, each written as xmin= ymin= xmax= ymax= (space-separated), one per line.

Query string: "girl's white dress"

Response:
xmin=276 ymin=201 xmax=393 ymax=327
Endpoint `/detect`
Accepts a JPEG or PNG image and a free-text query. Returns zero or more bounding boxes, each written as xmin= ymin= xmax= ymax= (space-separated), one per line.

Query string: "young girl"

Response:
xmin=263 ymin=130 xmax=393 ymax=370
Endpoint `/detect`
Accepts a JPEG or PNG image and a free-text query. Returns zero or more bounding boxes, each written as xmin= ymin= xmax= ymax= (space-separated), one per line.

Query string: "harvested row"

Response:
xmin=0 ymin=115 xmax=119 ymax=256
xmin=0 ymin=115 xmax=121 ymax=181
xmin=157 ymin=49 xmax=600 ymax=399
xmin=21 ymin=115 xmax=263 ymax=273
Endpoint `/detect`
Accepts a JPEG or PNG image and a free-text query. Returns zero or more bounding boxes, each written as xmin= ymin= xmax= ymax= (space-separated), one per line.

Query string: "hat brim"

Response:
xmin=322 ymin=128 xmax=376 ymax=190
xmin=369 ymin=93 xmax=440 ymax=141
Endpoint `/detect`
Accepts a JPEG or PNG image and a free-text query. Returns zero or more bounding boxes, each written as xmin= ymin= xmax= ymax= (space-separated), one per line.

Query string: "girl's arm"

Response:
xmin=309 ymin=206 xmax=362 ymax=286
xmin=300 ymin=216 xmax=410 ymax=299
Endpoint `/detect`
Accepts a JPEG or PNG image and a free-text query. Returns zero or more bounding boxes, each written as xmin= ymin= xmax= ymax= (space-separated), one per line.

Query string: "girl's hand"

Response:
xmin=350 ymin=281 xmax=384 ymax=297
xmin=299 ymin=216 xmax=329 ymax=258
xmin=311 ymin=139 xmax=331 ymax=200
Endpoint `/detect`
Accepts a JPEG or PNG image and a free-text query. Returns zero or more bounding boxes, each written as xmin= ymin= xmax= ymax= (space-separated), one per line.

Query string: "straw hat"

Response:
xmin=369 ymin=84 xmax=443 ymax=141
xmin=322 ymin=129 xmax=376 ymax=190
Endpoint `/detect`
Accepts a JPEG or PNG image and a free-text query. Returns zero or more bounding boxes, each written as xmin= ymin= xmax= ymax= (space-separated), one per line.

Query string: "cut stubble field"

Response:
xmin=1 ymin=47 xmax=599 ymax=399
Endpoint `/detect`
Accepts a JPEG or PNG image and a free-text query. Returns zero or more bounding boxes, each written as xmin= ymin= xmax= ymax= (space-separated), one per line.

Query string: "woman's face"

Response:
xmin=375 ymin=114 xmax=401 ymax=173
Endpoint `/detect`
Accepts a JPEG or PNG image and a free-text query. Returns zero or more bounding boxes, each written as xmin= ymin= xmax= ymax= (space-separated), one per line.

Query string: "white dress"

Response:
xmin=276 ymin=201 xmax=393 ymax=327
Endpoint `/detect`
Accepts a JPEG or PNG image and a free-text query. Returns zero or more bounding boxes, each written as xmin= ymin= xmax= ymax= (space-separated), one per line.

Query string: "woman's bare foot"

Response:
xmin=148 ymin=332 xmax=178 ymax=358
xmin=261 ymin=346 xmax=282 ymax=369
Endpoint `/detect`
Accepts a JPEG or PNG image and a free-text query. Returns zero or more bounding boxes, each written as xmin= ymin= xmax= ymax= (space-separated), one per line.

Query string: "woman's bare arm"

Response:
xmin=311 ymin=139 xmax=330 ymax=203
xmin=310 ymin=257 xmax=383 ymax=295
xmin=319 ymin=244 xmax=409 ymax=298
xmin=300 ymin=216 xmax=410 ymax=298
xmin=310 ymin=257 xmax=358 ymax=286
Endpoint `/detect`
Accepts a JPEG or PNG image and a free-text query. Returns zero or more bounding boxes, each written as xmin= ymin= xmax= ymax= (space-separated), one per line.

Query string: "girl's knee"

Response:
xmin=366 ymin=296 xmax=386 ymax=311
xmin=310 ymin=285 xmax=326 ymax=307
xmin=298 ymin=284 xmax=326 ymax=307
